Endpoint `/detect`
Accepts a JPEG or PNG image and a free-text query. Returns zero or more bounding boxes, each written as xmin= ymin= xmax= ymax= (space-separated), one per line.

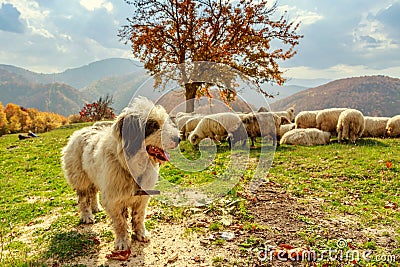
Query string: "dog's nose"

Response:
xmin=173 ymin=136 xmax=181 ymax=144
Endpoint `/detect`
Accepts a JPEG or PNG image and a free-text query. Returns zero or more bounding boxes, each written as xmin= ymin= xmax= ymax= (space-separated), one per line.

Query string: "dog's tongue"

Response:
xmin=146 ymin=146 xmax=170 ymax=162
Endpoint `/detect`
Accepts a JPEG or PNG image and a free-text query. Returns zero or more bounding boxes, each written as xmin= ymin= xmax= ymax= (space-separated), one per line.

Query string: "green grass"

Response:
xmin=0 ymin=124 xmax=399 ymax=266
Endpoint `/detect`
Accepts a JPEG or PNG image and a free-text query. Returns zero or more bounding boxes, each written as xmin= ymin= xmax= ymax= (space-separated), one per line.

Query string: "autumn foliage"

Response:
xmin=79 ymin=95 xmax=116 ymax=122
xmin=0 ymin=101 xmax=67 ymax=136
xmin=119 ymin=0 xmax=302 ymax=111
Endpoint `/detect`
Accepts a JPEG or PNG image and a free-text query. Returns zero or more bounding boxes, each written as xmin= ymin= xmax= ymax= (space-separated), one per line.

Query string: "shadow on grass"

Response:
xmin=44 ymin=230 xmax=101 ymax=264
xmin=329 ymin=137 xmax=390 ymax=147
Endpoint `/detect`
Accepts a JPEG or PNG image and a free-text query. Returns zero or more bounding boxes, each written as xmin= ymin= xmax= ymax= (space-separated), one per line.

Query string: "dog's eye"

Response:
xmin=145 ymin=119 xmax=159 ymax=137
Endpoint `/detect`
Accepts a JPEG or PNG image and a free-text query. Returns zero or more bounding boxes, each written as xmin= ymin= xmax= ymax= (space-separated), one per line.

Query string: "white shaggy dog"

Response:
xmin=61 ymin=97 xmax=180 ymax=250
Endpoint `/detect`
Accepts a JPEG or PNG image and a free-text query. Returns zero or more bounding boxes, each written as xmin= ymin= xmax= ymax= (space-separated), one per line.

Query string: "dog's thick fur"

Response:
xmin=61 ymin=97 xmax=180 ymax=250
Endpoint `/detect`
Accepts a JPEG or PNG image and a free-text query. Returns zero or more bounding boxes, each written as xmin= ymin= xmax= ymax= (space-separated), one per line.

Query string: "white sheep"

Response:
xmin=188 ymin=112 xmax=243 ymax=146
xmin=93 ymin=121 xmax=114 ymax=127
xmin=361 ymin=116 xmax=390 ymax=138
xmin=280 ymin=123 xmax=295 ymax=136
xmin=386 ymin=115 xmax=400 ymax=137
xmin=295 ymin=110 xmax=319 ymax=129
xmin=273 ymin=107 xmax=295 ymax=123
xmin=337 ymin=109 xmax=365 ymax=143
xmin=316 ymin=108 xmax=347 ymax=134
xmin=176 ymin=111 xmax=195 ymax=118
xmin=280 ymin=128 xmax=331 ymax=146
xmin=176 ymin=115 xmax=198 ymax=132
xmin=183 ymin=116 xmax=203 ymax=140
xmin=241 ymin=112 xmax=281 ymax=147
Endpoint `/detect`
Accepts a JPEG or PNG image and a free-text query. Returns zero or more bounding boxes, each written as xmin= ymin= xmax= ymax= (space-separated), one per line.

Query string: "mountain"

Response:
xmin=0 ymin=58 xmax=143 ymax=89
xmin=156 ymin=89 xmax=254 ymax=114
xmin=0 ymin=79 xmax=88 ymax=116
xmin=0 ymin=58 xmax=146 ymax=116
xmin=263 ymin=84 xmax=308 ymax=103
xmin=270 ymin=75 xmax=400 ymax=117
xmin=82 ymin=72 xmax=148 ymax=113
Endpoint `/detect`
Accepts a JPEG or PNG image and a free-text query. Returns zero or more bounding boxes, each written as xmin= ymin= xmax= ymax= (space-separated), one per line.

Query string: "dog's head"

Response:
xmin=113 ymin=97 xmax=180 ymax=164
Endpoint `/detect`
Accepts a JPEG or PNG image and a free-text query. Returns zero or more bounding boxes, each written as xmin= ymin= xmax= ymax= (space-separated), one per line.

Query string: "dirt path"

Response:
xmin=13 ymin=181 xmax=399 ymax=266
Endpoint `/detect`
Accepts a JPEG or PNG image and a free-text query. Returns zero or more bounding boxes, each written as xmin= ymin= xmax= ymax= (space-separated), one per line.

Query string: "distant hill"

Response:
xmin=156 ymin=89 xmax=254 ymax=114
xmin=0 ymin=58 xmax=143 ymax=89
xmin=82 ymin=72 xmax=148 ymax=113
xmin=0 ymin=80 xmax=88 ymax=116
xmin=2 ymin=59 xmax=399 ymax=117
xmin=263 ymin=84 xmax=308 ymax=103
xmin=271 ymin=75 xmax=400 ymax=117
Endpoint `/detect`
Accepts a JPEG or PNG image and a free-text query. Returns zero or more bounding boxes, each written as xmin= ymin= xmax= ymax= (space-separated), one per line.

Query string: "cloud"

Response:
xmin=0 ymin=3 xmax=25 ymax=33
xmin=284 ymin=64 xmax=400 ymax=80
xmin=375 ymin=2 xmax=400 ymax=40
xmin=279 ymin=0 xmax=400 ymax=74
xmin=80 ymin=0 xmax=113 ymax=13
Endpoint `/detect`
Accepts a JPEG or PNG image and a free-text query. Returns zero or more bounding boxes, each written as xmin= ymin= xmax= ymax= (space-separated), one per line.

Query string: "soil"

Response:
xmin=16 ymin=181 xmax=399 ymax=267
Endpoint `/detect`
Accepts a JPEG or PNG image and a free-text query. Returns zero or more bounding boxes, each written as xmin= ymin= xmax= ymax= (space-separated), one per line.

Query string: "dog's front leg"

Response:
xmin=131 ymin=195 xmax=150 ymax=242
xmin=107 ymin=205 xmax=130 ymax=250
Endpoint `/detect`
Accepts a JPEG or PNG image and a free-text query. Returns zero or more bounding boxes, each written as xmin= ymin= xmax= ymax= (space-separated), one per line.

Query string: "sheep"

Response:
xmin=182 ymin=116 xmax=203 ymax=140
xmin=93 ymin=121 xmax=114 ymax=128
xmin=280 ymin=128 xmax=331 ymax=146
xmin=337 ymin=109 xmax=365 ymax=143
xmin=361 ymin=116 xmax=390 ymax=138
xmin=295 ymin=110 xmax=319 ymax=129
xmin=241 ymin=112 xmax=281 ymax=147
xmin=176 ymin=115 xmax=199 ymax=133
xmin=188 ymin=112 xmax=244 ymax=146
xmin=176 ymin=111 xmax=195 ymax=118
xmin=386 ymin=115 xmax=400 ymax=137
xmin=316 ymin=108 xmax=347 ymax=134
xmin=273 ymin=107 xmax=295 ymax=123
xmin=280 ymin=123 xmax=295 ymax=136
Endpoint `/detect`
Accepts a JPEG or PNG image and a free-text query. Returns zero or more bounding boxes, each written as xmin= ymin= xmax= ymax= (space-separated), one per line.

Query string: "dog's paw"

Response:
xmin=91 ymin=205 xmax=102 ymax=214
xmin=80 ymin=213 xmax=94 ymax=224
xmin=135 ymin=230 xmax=150 ymax=242
xmin=114 ymin=237 xmax=131 ymax=251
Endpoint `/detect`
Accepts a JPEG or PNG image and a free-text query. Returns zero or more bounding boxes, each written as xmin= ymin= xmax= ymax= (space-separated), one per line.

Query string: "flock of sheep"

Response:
xmin=174 ymin=107 xmax=400 ymax=147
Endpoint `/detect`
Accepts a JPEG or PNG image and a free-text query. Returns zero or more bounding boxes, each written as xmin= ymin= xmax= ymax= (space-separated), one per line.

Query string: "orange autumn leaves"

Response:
xmin=119 ymin=0 xmax=302 ymax=111
xmin=0 ymin=101 xmax=67 ymax=136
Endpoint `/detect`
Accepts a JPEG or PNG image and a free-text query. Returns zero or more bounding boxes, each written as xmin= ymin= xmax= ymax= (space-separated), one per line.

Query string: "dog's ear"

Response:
xmin=120 ymin=115 xmax=145 ymax=159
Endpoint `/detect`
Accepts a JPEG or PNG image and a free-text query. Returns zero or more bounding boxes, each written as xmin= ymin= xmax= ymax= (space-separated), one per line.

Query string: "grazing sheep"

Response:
xmin=273 ymin=107 xmax=295 ymax=123
xmin=241 ymin=112 xmax=281 ymax=147
xmin=176 ymin=115 xmax=199 ymax=133
xmin=280 ymin=128 xmax=331 ymax=146
xmin=316 ymin=108 xmax=347 ymax=134
xmin=361 ymin=116 xmax=390 ymax=138
xmin=188 ymin=113 xmax=243 ymax=146
xmin=183 ymin=116 xmax=203 ymax=140
xmin=337 ymin=109 xmax=365 ymax=143
xmin=386 ymin=115 xmax=400 ymax=137
xmin=280 ymin=123 xmax=295 ymax=136
xmin=295 ymin=110 xmax=319 ymax=129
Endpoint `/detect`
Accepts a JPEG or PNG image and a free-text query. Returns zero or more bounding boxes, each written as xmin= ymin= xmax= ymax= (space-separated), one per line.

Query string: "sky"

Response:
xmin=0 ymin=0 xmax=399 ymax=81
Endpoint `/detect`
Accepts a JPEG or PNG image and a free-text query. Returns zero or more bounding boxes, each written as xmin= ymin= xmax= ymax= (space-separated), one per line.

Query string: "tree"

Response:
xmin=119 ymin=0 xmax=302 ymax=112
xmin=79 ymin=95 xmax=116 ymax=122
xmin=0 ymin=101 xmax=7 ymax=136
xmin=4 ymin=103 xmax=22 ymax=133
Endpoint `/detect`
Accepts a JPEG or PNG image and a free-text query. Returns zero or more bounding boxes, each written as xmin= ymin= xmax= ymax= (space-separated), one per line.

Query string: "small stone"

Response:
xmin=167 ymin=253 xmax=178 ymax=264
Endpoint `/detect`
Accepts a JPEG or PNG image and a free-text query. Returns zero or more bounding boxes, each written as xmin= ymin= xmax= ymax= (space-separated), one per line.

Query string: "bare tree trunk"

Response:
xmin=184 ymin=83 xmax=200 ymax=113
